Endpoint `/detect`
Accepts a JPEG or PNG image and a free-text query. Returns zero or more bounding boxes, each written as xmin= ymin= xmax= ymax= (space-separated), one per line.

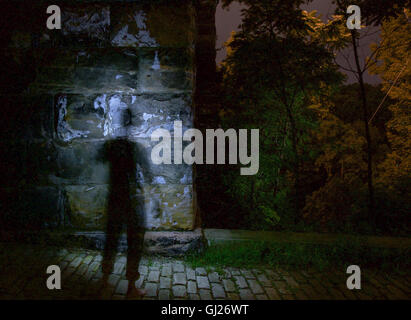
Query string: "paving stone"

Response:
xmin=115 ymin=279 xmax=128 ymax=295
xmin=195 ymin=267 xmax=207 ymax=276
xmin=160 ymin=277 xmax=172 ymax=289
xmin=173 ymin=263 xmax=185 ymax=273
xmin=227 ymin=293 xmax=240 ymax=300
xmin=116 ymin=256 xmax=127 ymax=264
xmin=144 ymin=283 xmax=158 ymax=297
xmin=265 ymin=269 xmax=282 ymax=280
xmin=197 ymin=276 xmax=210 ymax=289
xmin=83 ymin=255 xmax=94 ymax=265
xmin=199 ymin=289 xmax=212 ymax=300
xmin=161 ymin=266 xmax=172 ymax=277
xmin=113 ymin=263 xmax=125 ymax=275
xmin=172 ymin=285 xmax=187 ymax=298
xmin=273 ymin=280 xmax=290 ymax=295
xmin=64 ymin=253 xmax=76 ymax=262
xmin=148 ymin=271 xmax=160 ymax=282
xmin=1 ymin=243 xmax=409 ymax=301
xmin=283 ymin=276 xmax=299 ymax=288
xmin=308 ymin=278 xmax=328 ymax=296
xmin=223 ymin=279 xmax=236 ymax=292
xmin=328 ymin=287 xmax=346 ymax=300
xmin=108 ymin=274 xmax=120 ymax=288
xmin=159 ymin=289 xmax=170 ymax=300
xmin=290 ymin=271 xmax=309 ymax=283
xmin=229 ymin=268 xmax=241 ymax=276
xmin=138 ymin=266 xmax=148 ymax=276
xmin=234 ymin=276 xmax=248 ymax=289
xmin=135 ymin=275 xmax=145 ymax=288
xmin=386 ymin=284 xmax=407 ymax=299
xmin=88 ymin=262 xmax=100 ymax=273
xmin=338 ymin=286 xmax=358 ymax=300
xmin=222 ymin=269 xmax=232 ymax=279
xmin=239 ymin=289 xmax=255 ymax=300
xmin=76 ymin=263 xmax=89 ymax=276
xmin=187 ymin=281 xmax=197 ymax=294
xmin=173 ymin=272 xmax=187 ymax=285
xmin=211 ymin=283 xmax=226 ymax=299
xmin=241 ymin=269 xmax=256 ymax=279
xmin=265 ymin=287 xmax=281 ymax=300
xmin=208 ymin=272 xmax=221 ymax=283
xmin=248 ymin=279 xmax=264 ymax=294
xmin=70 ymin=257 xmax=83 ymax=268
xmin=257 ymin=273 xmax=272 ymax=287
xmin=186 ymin=268 xmax=196 ymax=281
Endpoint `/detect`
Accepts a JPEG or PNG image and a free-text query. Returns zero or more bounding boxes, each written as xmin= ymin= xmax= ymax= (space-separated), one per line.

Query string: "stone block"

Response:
xmin=141 ymin=184 xmax=194 ymax=230
xmin=32 ymin=49 xmax=139 ymax=94
xmin=64 ymin=184 xmax=109 ymax=230
xmin=52 ymin=141 xmax=109 ymax=185
xmin=138 ymin=49 xmax=193 ymax=93
xmin=110 ymin=2 xmax=194 ymax=48
xmin=59 ymin=4 xmax=111 ymax=48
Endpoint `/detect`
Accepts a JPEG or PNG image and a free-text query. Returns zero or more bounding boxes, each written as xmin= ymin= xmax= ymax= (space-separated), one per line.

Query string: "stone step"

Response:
xmin=71 ymin=229 xmax=204 ymax=256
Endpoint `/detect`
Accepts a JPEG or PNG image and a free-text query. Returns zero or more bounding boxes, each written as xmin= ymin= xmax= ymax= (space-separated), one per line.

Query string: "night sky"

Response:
xmin=216 ymin=0 xmax=381 ymax=84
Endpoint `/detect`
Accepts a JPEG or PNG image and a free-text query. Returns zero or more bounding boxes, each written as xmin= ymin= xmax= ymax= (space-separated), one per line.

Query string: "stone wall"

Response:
xmin=0 ymin=0 xmax=215 ymax=234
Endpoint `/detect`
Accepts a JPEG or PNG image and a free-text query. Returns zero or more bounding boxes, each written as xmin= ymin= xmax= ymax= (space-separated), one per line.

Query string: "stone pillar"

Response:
xmin=0 ymin=1 xmax=216 ymax=253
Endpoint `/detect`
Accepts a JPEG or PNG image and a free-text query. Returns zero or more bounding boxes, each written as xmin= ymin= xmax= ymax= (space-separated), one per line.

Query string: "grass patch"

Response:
xmin=185 ymin=240 xmax=410 ymax=273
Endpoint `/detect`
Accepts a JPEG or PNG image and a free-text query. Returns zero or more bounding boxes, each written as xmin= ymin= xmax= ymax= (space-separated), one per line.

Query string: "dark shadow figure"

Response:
xmin=101 ymin=110 xmax=148 ymax=299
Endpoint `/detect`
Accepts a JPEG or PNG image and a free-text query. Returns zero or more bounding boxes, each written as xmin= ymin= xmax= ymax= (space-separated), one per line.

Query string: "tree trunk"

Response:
xmin=351 ymin=30 xmax=375 ymax=223
xmin=285 ymin=105 xmax=301 ymax=223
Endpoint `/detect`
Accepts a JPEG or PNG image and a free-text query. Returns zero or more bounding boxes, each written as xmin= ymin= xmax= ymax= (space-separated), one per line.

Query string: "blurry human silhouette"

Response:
xmin=101 ymin=109 xmax=147 ymax=299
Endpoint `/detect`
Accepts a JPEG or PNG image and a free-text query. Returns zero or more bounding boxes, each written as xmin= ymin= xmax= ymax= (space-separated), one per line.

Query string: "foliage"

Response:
xmin=209 ymin=1 xmax=410 ymax=236
xmin=218 ymin=1 xmax=346 ymax=229
xmin=185 ymin=240 xmax=410 ymax=273
xmin=369 ymin=11 xmax=411 ymax=233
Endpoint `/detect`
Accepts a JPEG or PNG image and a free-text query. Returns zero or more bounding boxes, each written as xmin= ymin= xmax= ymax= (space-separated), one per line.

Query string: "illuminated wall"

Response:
xmin=0 ymin=0 xmax=217 ymax=232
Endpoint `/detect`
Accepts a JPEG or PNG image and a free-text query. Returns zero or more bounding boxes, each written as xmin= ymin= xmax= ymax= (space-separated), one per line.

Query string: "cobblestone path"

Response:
xmin=0 ymin=243 xmax=409 ymax=300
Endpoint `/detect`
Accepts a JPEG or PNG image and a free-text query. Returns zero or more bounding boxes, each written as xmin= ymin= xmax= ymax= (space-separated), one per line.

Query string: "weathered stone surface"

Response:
xmin=0 ymin=0 xmax=209 ymax=235
xmin=187 ymin=281 xmax=197 ymax=294
xmin=211 ymin=283 xmax=226 ymax=299
xmin=32 ymin=49 xmax=140 ymax=94
xmin=197 ymin=276 xmax=210 ymax=290
xmin=148 ymin=271 xmax=160 ymax=282
xmin=144 ymin=282 xmax=158 ymax=297
xmin=142 ymin=184 xmax=194 ymax=230
xmin=223 ymin=279 xmax=236 ymax=293
xmin=61 ymin=4 xmax=111 ymax=47
xmin=172 ymin=285 xmax=187 ymax=298
xmin=65 ymin=185 xmax=109 ymax=229
xmin=160 ymin=277 xmax=171 ymax=289
xmin=110 ymin=2 xmax=195 ymax=48
xmin=138 ymin=49 xmax=193 ymax=93
xmin=71 ymin=229 xmax=203 ymax=256
xmin=173 ymin=273 xmax=187 ymax=286
xmin=52 ymin=141 xmax=109 ymax=185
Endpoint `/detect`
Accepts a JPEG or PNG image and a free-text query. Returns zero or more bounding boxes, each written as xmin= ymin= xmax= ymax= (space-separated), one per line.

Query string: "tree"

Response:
xmin=369 ymin=10 xmax=411 ymax=232
xmin=220 ymin=0 xmax=345 ymax=224
xmin=332 ymin=0 xmax=411 ymax=226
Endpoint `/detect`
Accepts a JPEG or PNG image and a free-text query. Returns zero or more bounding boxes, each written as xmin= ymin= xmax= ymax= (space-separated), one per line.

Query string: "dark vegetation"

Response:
xmin=198 ymin=0 xmax=411 ymax=236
